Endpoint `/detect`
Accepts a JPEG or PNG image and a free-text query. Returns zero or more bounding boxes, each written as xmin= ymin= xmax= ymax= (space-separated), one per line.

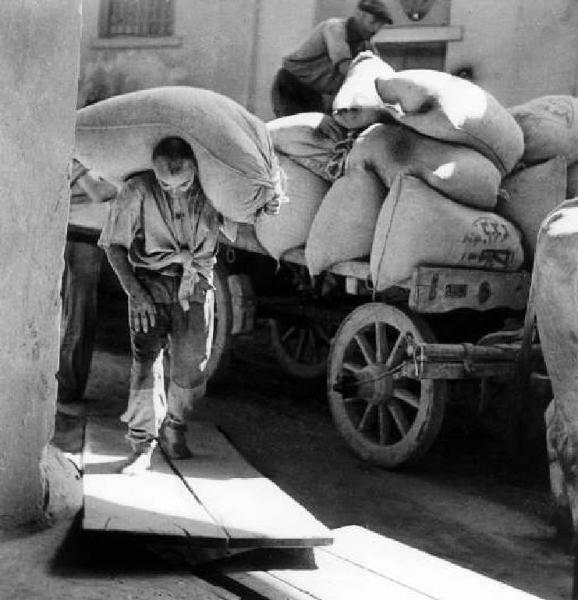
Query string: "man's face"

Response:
xmin=153 ymin=157 xmax=196 ymax=196
xmin=357 ymin=12 xmax=386 ymax=38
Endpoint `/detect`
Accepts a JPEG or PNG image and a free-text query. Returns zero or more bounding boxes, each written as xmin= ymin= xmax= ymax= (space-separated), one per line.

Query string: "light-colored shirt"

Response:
xmin=98 ymin=171 xmax=223 ymax=307
xmin=282 ymin=17 xmax=372 ymax=94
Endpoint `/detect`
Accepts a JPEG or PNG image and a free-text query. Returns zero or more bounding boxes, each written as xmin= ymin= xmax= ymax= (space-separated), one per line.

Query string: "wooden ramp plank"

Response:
xmin=220 ymin=527 xmax=544 ymax=600
xmin=171 ymin=422 xmax=333 ymax=548
xmin=82 ymin=417 xmax=227 ymax=546
xmin=322 ymin=526 xmax=543 ymax=600
xmin=224 ymin=552 xmax=430 ymax=600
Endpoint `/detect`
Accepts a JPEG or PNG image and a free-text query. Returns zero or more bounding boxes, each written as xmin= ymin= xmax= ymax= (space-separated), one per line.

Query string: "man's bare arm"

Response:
xmin=104 ymin=245 xmax=156 ymax=333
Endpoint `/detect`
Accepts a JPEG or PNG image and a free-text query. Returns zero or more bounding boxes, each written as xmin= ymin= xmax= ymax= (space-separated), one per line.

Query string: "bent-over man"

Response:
xmin=271 ymin=0 xmax=392 ymax=117
xmin=99 ymin=137 xmax=221 ymax=474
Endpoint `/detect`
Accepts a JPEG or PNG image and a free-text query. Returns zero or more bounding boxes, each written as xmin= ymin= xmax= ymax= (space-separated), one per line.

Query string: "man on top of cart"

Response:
xmin=271 ymin=0 xmax=392 ymax=117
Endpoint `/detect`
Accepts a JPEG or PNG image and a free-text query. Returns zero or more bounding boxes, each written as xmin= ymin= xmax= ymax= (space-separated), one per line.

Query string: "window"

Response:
xmin=99 ymin=0 xmax=175 ymax=38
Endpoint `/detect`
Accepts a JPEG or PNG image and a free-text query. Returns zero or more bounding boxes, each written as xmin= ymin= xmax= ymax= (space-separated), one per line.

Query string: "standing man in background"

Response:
xmin=54 ymin=160 xmax=116 ymax=444
xmin=271 ymin=0 xmax=392 ymax=117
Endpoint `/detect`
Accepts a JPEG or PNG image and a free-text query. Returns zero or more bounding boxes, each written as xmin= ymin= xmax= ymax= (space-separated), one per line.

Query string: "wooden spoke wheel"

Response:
xmin=270 ymin=318 xmax=335 ymax=380
xmin=328 ymin=303 xmax=446 ymax=468
xmin=205 ymin=261 xmax=233 ymax=386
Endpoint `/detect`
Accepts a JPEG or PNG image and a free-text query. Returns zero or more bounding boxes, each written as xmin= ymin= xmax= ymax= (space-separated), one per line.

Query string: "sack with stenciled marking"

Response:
xmin=370 ymin=175 xmax=524 ymax=292
xmin=375 ymin=69 xmax=524 ymax=175
xmin=75 ymin=86 xmax=284 ymax=224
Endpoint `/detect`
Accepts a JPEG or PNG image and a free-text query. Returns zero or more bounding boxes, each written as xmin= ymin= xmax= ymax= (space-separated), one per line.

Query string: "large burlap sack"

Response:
xmin=75 ymin=86 xmax=283 ymax=224
xmin=534 ymin=199 xmax=578 ymax=531
xmin=509 ymin=96 xmax=578 ymax=164
xmin=267 ymin=112 xmax=348 ymax=181
xmin=498 ymin=156 xmax=567 ymax=258
xmin=375 ymin=70 xmax=524 ymax=175
xmin=347 ymin=122 xmax=501 ymax=209
xmin=370 ymin=175 xmax=524 ymax=291
xmin=305 ymin=168 xmax=386 ymax=275
xmin=255 ymin=155 xmax=329 ymax=260
xmin=332 ymin=52 xmax=395 ymax=131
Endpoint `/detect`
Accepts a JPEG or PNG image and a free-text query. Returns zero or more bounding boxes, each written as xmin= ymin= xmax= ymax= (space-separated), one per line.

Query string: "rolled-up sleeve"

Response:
xmin=97 ymin=178 xmax=142 ymax=250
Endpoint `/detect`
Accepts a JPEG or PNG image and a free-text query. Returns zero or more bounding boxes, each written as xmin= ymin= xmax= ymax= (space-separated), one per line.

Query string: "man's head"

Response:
xmin=152 ymin=137 xmax=198 ymax=195
xmin=354 ymin=0 xmax=392 ymax=39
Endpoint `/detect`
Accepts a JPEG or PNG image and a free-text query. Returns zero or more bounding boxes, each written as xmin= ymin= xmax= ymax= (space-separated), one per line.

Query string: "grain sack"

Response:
xmin=347 ymin=122 xmax=501 ymax=209
xmin=332 ymin=52 xmax=395 ymax=131
xmin=255 ymin=155 xmax=330 ymax=260
xmin=267 ymin=112 xmax=348 ymax=181
xmin=498 ymin=156 xmax=567 ymax=259
xmin=534 ymin=199 xmax=578 ymax=530
xmin=375 ymin=70 xmax=524 ymax=175
xmin=509 ymin=96 xmax=578 ymax=164
xmin=75 ymin=86 xmax=284 ymax=224
xmin=370 ymin=175 xmax=524 ymax=291
xmin=305 ymin=168 xmax=386 ymax=275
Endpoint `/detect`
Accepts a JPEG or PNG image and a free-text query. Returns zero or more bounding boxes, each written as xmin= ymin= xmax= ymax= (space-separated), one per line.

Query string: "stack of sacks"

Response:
xmin=370 ymin=175 xmax=525 ymax=292
xmin=332 ymin=52 xmax=395 ymax=131
xmin=347 ymin=121 xmax=501 ymax=209
xmin=509 ymin=95 xmax=578 ymax=197
xmin=255 ymin=154 xmax=330 ymax=260
xmin=75 ymin=86 xmax=284 ymax=224
xmin=267 ymin=112 xmax=348 ymax=182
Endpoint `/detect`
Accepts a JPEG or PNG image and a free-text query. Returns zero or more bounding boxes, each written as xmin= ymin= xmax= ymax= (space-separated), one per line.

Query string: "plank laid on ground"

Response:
xmin=170 ymin=422 xmax=333 ymax=548
xmin=323 ymin=526 xmax=544 ymax=600
xmin=82 ymin=417 xmax=227 ymax=545
xmin=221 ymin=527 xmax=544 ymax=600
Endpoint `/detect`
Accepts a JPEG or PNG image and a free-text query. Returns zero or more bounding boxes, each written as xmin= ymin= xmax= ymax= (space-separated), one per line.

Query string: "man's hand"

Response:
xmin=129 ymin=288 xmax=157 ymax=334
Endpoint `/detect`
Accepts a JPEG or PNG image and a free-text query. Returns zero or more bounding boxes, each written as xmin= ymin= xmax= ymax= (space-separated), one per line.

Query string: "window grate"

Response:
xmin=101 ymin=0 xmax=174 ymax=37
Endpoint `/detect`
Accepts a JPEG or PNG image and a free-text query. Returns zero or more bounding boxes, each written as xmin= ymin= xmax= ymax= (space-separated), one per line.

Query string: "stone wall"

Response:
xmin=0 ymin=0 xmax=81 ymax=527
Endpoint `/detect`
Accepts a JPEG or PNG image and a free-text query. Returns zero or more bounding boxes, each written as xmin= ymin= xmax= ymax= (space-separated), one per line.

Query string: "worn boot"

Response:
xmin=159 ymin=415 xmax=192 ymax=459
xmin=121 ymin=440 xmax=157 ymax=476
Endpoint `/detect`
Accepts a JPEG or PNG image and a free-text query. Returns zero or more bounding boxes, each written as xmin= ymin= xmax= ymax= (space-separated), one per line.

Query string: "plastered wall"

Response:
xmin=446 ymin=0 xmax=578 ymax=106
xmin=0 ymin=0 xmax=81 ymax=527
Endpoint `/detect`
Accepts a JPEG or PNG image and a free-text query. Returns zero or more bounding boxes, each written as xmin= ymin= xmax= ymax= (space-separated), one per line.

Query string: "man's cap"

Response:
xmin=357 ymin=0 xmax=392 ymax=24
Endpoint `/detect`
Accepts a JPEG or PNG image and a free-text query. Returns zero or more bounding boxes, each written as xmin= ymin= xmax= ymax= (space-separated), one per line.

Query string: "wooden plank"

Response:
xmin=322 ymin=526 xmax=543 ymax=600
xmin=82 ymin=417 xmax=227 ymax=545
xmin=400 ymin=360 xmax=516 ymax=380
xmin=170 ymin=422 xmax=333 ymax=548
xmin=409 ymin=266 xmax=530 ymax=314
xmin=221 ymin=526 xmax=542 ymax=600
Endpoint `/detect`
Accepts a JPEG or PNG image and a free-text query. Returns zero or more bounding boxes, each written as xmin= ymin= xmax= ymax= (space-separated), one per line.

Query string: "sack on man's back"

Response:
xmin=75 ymin=86 xmax=283 ymax=224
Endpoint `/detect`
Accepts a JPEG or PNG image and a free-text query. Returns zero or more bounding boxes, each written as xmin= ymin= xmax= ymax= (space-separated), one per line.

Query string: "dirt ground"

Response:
xmin=0 ymin=295 xmax=574 ymax=600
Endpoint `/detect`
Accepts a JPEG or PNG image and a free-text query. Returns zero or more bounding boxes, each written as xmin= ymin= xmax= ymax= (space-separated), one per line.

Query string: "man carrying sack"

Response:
xmin=99 ymin=137 xmax=239 ymax=474
xmin=271 ymin=0 xmax=392 ymax=117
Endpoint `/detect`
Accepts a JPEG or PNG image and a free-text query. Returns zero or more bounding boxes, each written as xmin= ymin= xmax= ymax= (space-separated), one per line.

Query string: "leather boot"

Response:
xmin=160 ymin=416 xmax=192 ymax=459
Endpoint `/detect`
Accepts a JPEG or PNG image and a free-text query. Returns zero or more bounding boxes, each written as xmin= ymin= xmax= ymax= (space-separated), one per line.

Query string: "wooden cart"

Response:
xmin=207 ymin=224 xmax=535 ymax=468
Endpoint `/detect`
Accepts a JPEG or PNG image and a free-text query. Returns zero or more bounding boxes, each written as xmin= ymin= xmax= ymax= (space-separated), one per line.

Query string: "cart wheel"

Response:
xmin=205 ymin=261 xmax=233 ymax=386
xmin=328 ymin=303 xmax=446 ymax=468
xmin=270 ymin=318 xmax=335 ymax=380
